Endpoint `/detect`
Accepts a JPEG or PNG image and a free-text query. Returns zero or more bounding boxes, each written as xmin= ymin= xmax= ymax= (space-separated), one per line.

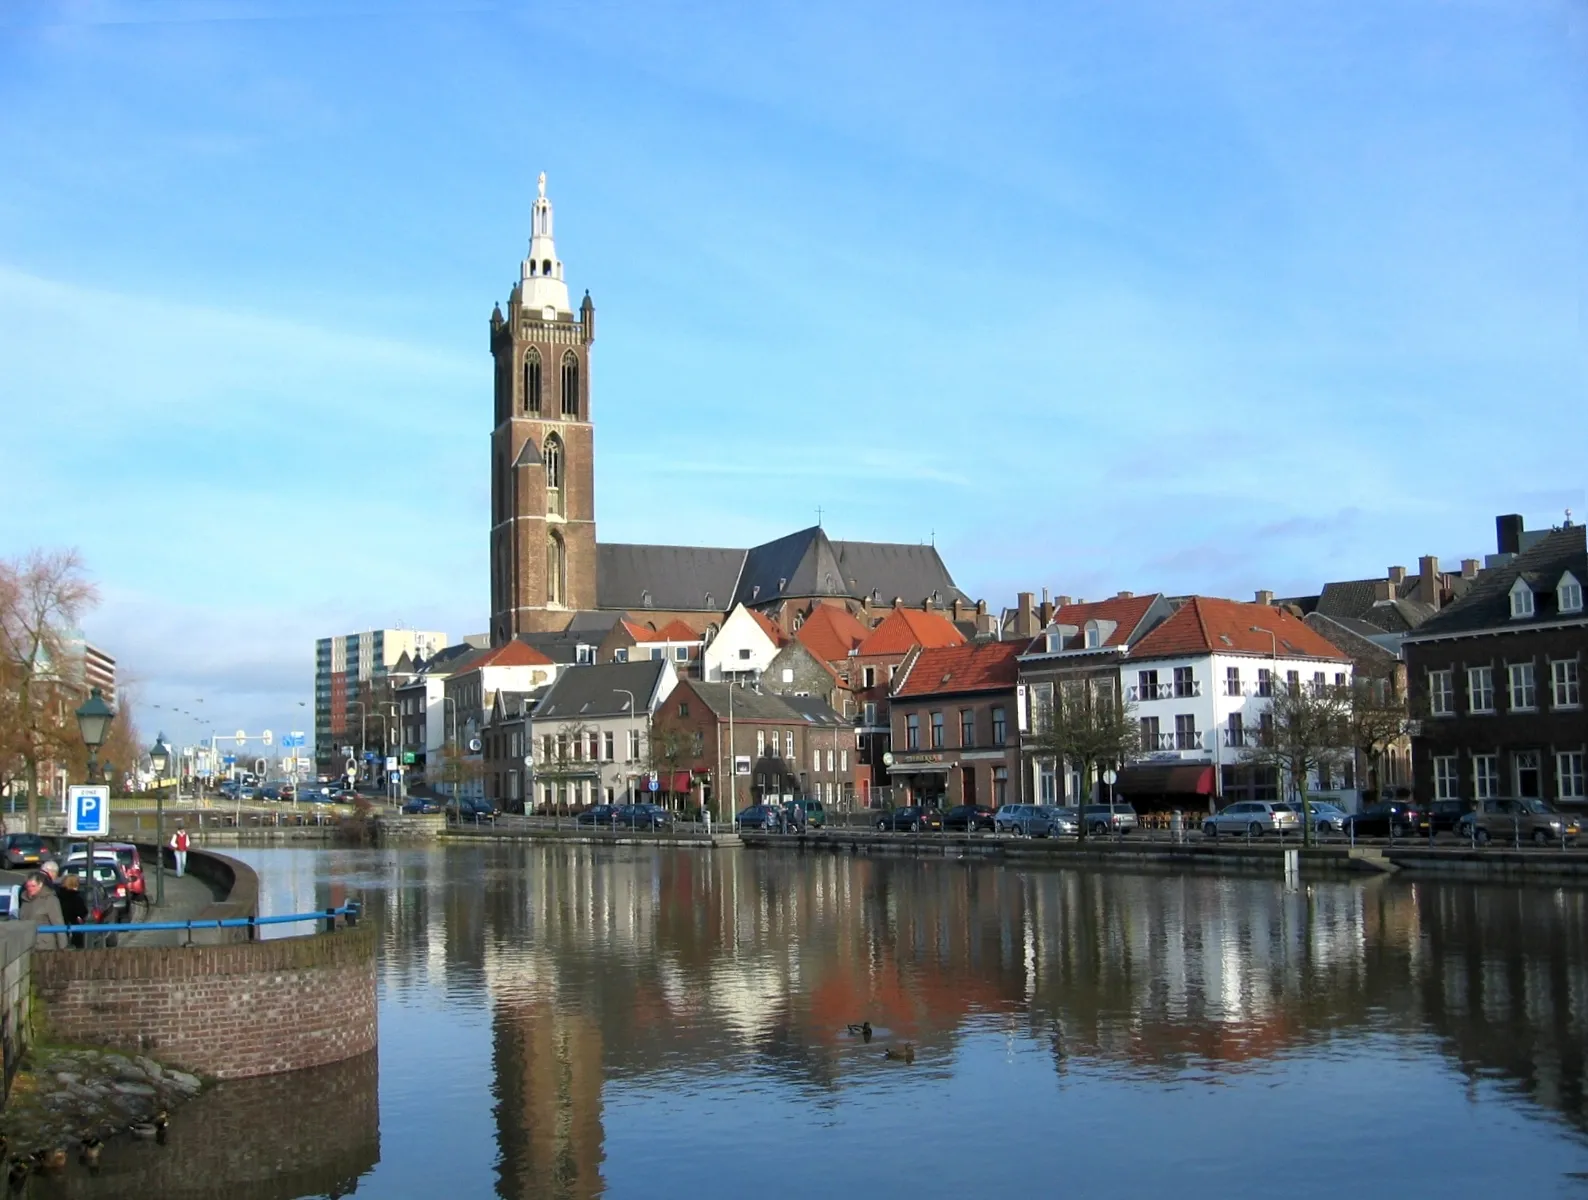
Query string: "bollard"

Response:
xmin=324 ymin=906 xmax=337 ymax=934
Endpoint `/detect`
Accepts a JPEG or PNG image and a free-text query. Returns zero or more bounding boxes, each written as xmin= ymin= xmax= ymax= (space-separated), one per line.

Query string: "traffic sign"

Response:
xmin=647 ymin=777 xmax=659 ymax=792
xmin=67 ymin=785 xmax=110 ymax=837
xmin=385 ymin=756 xmax=398 ymax=772
xmin=402 ymin=751 xmax=415 ymax=765
xmin=223 ymin=755 xmax=236 ymax=765
xmin=262 ymin=730 xmax=273 ymax=746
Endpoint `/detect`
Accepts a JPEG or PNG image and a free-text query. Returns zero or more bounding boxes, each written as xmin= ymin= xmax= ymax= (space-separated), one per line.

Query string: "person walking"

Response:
xmin=19 ymin=872 xmax=66 ymax=949
xmin=170 ymin=824 xmax=190 ymax=878
xmin=56 ymin=873 xmax=90 ymax=949
xmin=702 ymin=803 xmax=712 ymax=836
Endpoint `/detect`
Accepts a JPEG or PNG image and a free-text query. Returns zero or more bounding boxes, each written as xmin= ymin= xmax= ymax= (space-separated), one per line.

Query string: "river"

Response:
xmin=76 ymin=844 xmax=1588 ymax=1198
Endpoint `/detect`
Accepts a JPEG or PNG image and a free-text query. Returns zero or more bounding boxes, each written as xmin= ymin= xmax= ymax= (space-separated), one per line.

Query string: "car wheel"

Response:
xmin=1091 ymin=822 xmax=1109 ymax=836
xmin=876 ymin=820 xmax=887 ymax=831
xmin=1474 ymin=828 xmax=1490 ymax=846
xmin=1248 ymin=822 xmax=1263 ymax=838
xmin=910 ymin=821 xmax=921 ymax=833
xmin=1204 ymin=822 xmax=1218 ymax=838
xmin=1011 ymin=825 xmax=1025 ymax=838
xmin=1533 ymin=829 xmax=1551 ymax=845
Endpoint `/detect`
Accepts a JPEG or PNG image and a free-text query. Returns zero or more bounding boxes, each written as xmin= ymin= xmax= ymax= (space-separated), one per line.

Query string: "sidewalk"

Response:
xmin=117 ymin=868 xmax=226 ymax=946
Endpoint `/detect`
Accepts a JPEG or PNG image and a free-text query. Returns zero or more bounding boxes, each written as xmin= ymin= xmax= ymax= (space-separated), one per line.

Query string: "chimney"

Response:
xmin=1496 ymin=514 xmax=1523 ymax=556
xmin=1117 ymin=590 xmax=1134 ymax=600
xmin=1386 ymin=566 xmax=1406 ymax=599
xmin=1419 ymin=555 xmax=1440 ymax=610
xmin=1037 ymin=599 xmax=1054 ymax=627
xmin=1461 ymin=558 xmax=1480 ymax=579
xmin=1255 ymin=590 xmax=1275 ymax=606
xmin=951 ymin=598 xmax=965 ymax=621
xmin=1014 ymin=592 xmax=1038 ymax=637
xmin=1056 ymin=595 xmax=1073 ymax=608
xmin=922 ymin=594 xmax=935 ymax=611
xmin=1373 ymin=580 xmax=1392 ymax=602
xmin=975 ymin=599 xmax=987 ymax=617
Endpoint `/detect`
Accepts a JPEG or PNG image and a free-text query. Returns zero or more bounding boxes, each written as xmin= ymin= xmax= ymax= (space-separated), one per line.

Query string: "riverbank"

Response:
xmin=440 ymin=823 xmax=741 ymax=849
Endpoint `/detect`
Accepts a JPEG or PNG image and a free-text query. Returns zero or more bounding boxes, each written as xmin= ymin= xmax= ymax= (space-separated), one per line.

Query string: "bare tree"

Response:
xmin=1345 ymin=669 xmax=1418 ymax=800
xmin=1024 ymin=678 xmax=1141 ymax=841
xmin=644 ymin=719 xmax=695 ymax=810
xmin=0 ymin=550 xmax=99 ymax=831
xmin=1242 ymin=679 xmax=1352 ymax=847
xmin=433 ymin=742 xmax=486 ymax=801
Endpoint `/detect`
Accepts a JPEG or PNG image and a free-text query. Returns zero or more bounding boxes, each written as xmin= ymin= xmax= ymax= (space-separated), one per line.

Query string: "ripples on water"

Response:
xmin=68 ymin=845 xmax=1588 ymax=1200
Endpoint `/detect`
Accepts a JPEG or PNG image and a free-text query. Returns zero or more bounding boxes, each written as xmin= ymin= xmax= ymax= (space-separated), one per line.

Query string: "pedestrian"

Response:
xmin=56 ymin=873 xmax=89 ymax=949
xmin=18 ymin=872 xmax=66 ymax=949
xmin=170 ymin=824 xmax=190 ymax=878
xmin=702 ymin=804 xmax=712 ymax=836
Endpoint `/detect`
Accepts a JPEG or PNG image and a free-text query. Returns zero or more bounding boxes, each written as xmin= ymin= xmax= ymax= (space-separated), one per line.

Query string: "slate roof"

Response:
xmin=515 ymin=628 xmax=607 ymax=665
xmin=1127 ymin=597 xmax=1350 ymax=661
xmin=856 ymin=608 xmax=966 ymax=657
xmin=686 ymin=682 xmax=818 ymax=723
xmin=597 ymin=543 xmax=744 ymax=612
xmin=795 ymin=605 xmax=869 ymax=663
xmin=776 ymin=693 xmax=847 ymax=728
xmin=1407 ymin=525 xmax=1587 ymax=640
xmin=1303 ymin=613 xmax=1403 ymax=665
xmin=533 ymin=659 xmax=670 ymax=722
xmin=893 ymin=641 xmax=1022 ymax=698
xmin=1313 ymin=576 xmax=1461 ymax=633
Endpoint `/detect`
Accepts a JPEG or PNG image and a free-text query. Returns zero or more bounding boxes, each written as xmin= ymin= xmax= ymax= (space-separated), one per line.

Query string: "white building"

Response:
xmin=701 ymin=604 xmax=784 ymax=683
xmin=529 ymin=658 xmax=680 ymax=809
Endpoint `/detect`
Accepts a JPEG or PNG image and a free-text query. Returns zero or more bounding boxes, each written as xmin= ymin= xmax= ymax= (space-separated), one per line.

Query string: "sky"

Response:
xmin=1 ymin=0 xmax=1584 ymax=754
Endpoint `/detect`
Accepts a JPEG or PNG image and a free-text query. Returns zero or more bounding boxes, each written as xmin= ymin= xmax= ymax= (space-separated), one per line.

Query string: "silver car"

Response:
xmin=1081 ymin=803 xmax=1139 ymax=835
xmin=1298 ymin=800 xmax=1349 ymax=833
xmin=1202 ymin=801 xmax=1299 ymax=839
xmin=995 ymin=804 xmax=1066 ymax=837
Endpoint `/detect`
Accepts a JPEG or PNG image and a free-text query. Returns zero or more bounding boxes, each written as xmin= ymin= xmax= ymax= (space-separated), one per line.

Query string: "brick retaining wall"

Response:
xmin=32 ymin=924 xmax=377 ymax=1079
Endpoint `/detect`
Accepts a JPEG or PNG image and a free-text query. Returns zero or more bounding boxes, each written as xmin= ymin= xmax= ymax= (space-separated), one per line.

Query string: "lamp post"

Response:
xmin=75 ymin=688 xmax=115 ymax=877
xmin=614 ymin=690 xmax=636 ymax=807
xmin=149 ymin=735 xmax=171 ymax=906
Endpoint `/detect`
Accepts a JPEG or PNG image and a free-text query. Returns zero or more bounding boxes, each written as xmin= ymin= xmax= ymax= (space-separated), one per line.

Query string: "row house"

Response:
xmin=599 ymin=618 xmax=706 ymax=675
xmin=392 ymin=640 xmax=484 ymax=792
xmin=887 ymin=640 xmax=1024 ymax=810
xmin=441 ymin=640 xmax=560 ymax=802
xmin=480 ymin=688 xmax=546 ymax=811
xmin=701 ymin=604 xmax=787 ymax=683
xmin=1406 ymin=523 xmax=1586 ymax=810
xmin=524 ymin=658 xmax=679 ymax=811
xmin=649 ymin=679 xmax=848 ymax=816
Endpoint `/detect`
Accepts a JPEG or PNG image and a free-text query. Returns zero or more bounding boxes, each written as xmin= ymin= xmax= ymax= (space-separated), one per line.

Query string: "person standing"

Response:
xmin=170 ymin=824 xmax=190 ymax=878
xmin=702 ymin=803 xmax=712 ymax=836
xmin=19 ymin=872 xmax=66 ymax=949
xmin=56 ymin=874 xmax=90 ymax=949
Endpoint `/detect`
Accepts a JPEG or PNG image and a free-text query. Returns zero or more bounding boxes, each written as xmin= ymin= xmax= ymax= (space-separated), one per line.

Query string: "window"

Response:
xmin=1286 ymin=669 xmax=1300 ymax=690
xmin=1173 ymin=667 xmax=1195 ymax=698
xmin=827 ymin=749 xmax=835 ymax=772
xmin=542 ymin=734 xmax=554 ymax=760
xmin=1226 ymin=712 xmax=1245 ymax=747
xmin=1558 ymin=752 xmax=1586 ymax=800
xmin=628 ymin=729 xmax=640 ymax=760
xmin=560 ymin=350 xmax=580 ymax=417
xmin=675 ymin=646 xmax=688 ymax=662
xmin=587 ymin=731 xmax=600 ymax=760
xmin=1508 ymin=662 xmax=1536 ymax=710
xmin=1312 ymin=671 xmax=1326 ymax=694
xmin=1137 ymin=670 xmax=1159 ymax=700
xmin=756 ymin=730 xmax=765 ymax=757
xmin=576 ymin=643 xmax=594 ymax=664
xmin=840 ymin=749 xmax=848 ymax=772
xmin=1140 ymin=716 xmax=1161 ymax=750
xmin=547 ymin=530 xmax=566 ymax=605
xmin=1257 ymin=668 xmax=1272 ymax=698
xmin=738 ymin=648 xmax=752 ymax=660
xmin=991 ymin=706 xmax=1007 ymax=743
xmin=603 ymin=731 xmax=614 ymax=761
xmin=1516 ymin=750 xmax=1541 ymax=799
xmin=1468 ymin=666 xmax=1494 ymax=713
xmin=1084 ymin=621 xmax=1101 ymax=649
xmin=1509 ymin=578 xmax=1536 ymax=619
xmin=992 ymin=766 xmax=1009 ymax=805
xmin=930 ymin=712 xmax=945 ymax=749
xmin=960 ymin=709 xmax=975 ymax=746
xmin=1551 ymin=659 xmax=1580 ymax=708
xmin=1560 ymin=573 xmax=1584 ymax=614
xmin=523 ymin=347 xmax=541 ymax=414
xmin=863 ymin=702 xmax=878 ymax=726
xmin=678 ymin=702 xmax=689 ymax=718
xmin=1429 ymin=670 xmax=1454 ymax=715
xmin=1174 ymin=713 xmax=1198 ymax=751
xmin=863 ymin=666 xmax=876 ymax=689
xmin=785 ymin=730 xmax=796 ymax=759
xmin=1334 ymin=672 xmax=1347 ymax=687
xmin=813 ymin=750 xmax=821 ymax=773
xmin=906 ymin=713 xmax=920 ymax=750
xmin=544 ymin=435 xmax=564 ymax=515
xmin=1225 ymin=666 xmax=1241 ymax=697
xmin=1473 ymin=754 xmax=1500 ymax=800
xmin=614 ymin=647 xmax=628 ymax=663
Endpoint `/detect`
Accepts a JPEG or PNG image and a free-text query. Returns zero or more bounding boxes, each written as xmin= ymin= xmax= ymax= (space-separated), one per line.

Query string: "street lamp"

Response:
xmin=614 ymin=689 xmax=636 ymax=806
xmin=75 ymin=688 xmax=115 ymax=784
xmin=149 ymin=735 xmax=171 ymax=906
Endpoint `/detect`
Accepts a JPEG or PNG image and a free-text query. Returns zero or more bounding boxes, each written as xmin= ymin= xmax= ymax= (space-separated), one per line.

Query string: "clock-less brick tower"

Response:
xmin=489 ymin=173 xmax=598 ymax=644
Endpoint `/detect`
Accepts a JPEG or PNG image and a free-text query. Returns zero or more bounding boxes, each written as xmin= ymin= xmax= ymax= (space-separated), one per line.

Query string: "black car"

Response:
xmin=875 ymin=806 xmax=944 ymax=833
xmin=1342 ymin=803 xmax=1424 ymax=838
xmin=736 ymin=804 xmax=785 ymax=831
xmin=0 ymin=834 xmax=53 ymax=869
xmin=60 ymin=860 xmax=132 ymax=922
xmin=615 ymin=803 xmax=674 ymax=830
xmin=942 ymin=804 xmax=996 ymax=832
xmin=576 ymin=805 xmax=619 ymax=826
xmin=1427 ymin=799 xmax=1470 ymax=834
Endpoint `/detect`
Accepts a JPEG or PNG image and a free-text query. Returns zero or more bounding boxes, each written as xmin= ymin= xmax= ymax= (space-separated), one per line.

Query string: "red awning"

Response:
xmin=668 ymin=771 xmax=693 ymax=792
xmin=1115 ymin=764 xmax=1216 ymax=796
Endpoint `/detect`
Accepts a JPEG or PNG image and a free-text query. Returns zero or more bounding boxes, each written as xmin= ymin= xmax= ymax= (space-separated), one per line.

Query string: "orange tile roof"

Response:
xmin=474 ymin=640 xmax=555 ymax=668
xmin=857 ymin=608 xmax=966 ymax=657
xmin=746 ymin=608 xmax=789 ymax=646
xmin=656 ymin=619 xmax=702 ymax=642
xmin=622 ymin=619 xmax=665 ymax=642
xmin=1026 ymin=595 xmax=1159 ymax=652
xmin=796 ymin=605 xmax=869 ymax=663
xmin=1127 ymin=597 xmax=1349 ymax=661
xmin=894 ymin=640 xmax=1021 ymax=697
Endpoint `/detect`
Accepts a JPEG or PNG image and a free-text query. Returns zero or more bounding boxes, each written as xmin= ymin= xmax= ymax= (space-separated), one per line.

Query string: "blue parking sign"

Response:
xmin=67 ymin=785 xmax=110 ymax=836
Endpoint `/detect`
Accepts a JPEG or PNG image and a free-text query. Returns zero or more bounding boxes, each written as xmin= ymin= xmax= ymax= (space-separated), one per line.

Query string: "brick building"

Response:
xmin=888 ymin=640 xmax=1024 ymax=810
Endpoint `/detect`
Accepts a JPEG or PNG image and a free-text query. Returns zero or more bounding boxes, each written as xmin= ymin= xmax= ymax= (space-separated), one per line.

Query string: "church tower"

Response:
xmin=489 ymin=173 xmax=598 ymax=644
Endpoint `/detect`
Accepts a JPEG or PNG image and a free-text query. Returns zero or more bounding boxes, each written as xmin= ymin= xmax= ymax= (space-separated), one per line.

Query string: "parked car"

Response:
xmin=1427 ymin=799 xmax=1470 ymax=835
xmin=449 ymin=796 xmax=498 ymax=820
xmin=616 ymin=803 xmax=674 ymax=830
xmin=875 ymin=806 xmax=944 ymax=832
xmin=66 ymin=843 xmax=145 ymax=900
xmin=576 ymin=805 xmax=619 ymax=826
xmin=1342 ymin=802 xmax=1423 ymax=838
xmin=1298 ymin=800 xmax=1351 ymax=834
xmin=1203 ymin=801 xmax=1301 ymax=839
xmin=1456 ymin=799 xmax=1582 ymax=846
xmin=1 ymin=834 xmax=53 ymax=869
xmin=402 ymin=797 xmax=442 ymax=815
xmin=60 ymin=859 xmax=132 ymax=923
xmin=993 ymin=804 xmax=1065 ymax=837
xmin=736 ymin=804 xmax=785 ymax=831
xmin=943 ymin=804 xmax=997 ymax=833
xmin=1081 ymin=803 xmax=1140 ymax=835
xmin=785 ymin=798 xmax=826 ymax=829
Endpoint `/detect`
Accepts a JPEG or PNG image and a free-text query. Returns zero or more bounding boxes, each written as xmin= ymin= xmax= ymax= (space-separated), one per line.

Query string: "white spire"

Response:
xmin=519 ymin=171 xmax=571 ymax=315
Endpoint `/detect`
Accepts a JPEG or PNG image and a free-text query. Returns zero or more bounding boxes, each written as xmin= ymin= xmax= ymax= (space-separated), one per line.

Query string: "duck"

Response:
xmin=30 ymin=1146 xmax=67 ymax=1173
xmin=79 ymin=1133 xmax=103 ymax=1171
xmin=6 ymin=1157 xmax=27 ymax=1191
xmin=129 ymin=1111 xmax=169 ymax=1142
xmin=846 ymin=1021 xmax=873 ymax=1042
xmin=883 ymin=1043 xmax=916 ymax=1063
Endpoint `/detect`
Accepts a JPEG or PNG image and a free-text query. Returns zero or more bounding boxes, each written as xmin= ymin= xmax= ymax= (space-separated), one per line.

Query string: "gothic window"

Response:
xmin=561 ymin=351 xmax=579 ymax=417
xmin=523 ymin=348 xmax=541 ymax=414
xmin=494 ymin=453 xmax=505 ymax=523
xmin=544 ymin=435 xmax=564 ymax=516
xmin=547 ymin=530 xmax=566 ymax=606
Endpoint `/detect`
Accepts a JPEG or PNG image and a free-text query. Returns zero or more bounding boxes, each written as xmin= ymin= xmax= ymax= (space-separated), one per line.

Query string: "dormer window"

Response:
xmin=1083 ymin=620 xmax=1102 ymax=649
xmin=1045 ymin=630 xmax=1060 ymax=653
xmin=1559 ymin=572 xmax=1583 ymax=614
xmin=1509 ymin=577 xmax=1536 ymax=619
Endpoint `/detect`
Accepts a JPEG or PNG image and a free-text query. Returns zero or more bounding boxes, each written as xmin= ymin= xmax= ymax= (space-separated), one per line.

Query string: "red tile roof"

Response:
xmin=796 ymin=605 xmax=869 ymax=663
xmin=893 ymin=640 xmax=1022 ymax=698
xmin=622 ymin=619 xmax=665 ymax=642
xmin=857 ymin=608 xmax=966 ymax=657
xmin=1026 ymin=595 xmax=1159 ymax=652
xmin=1127 ymin=597 xmax=1349 ymax=661
xmin=746 ymin=608 xmax=789 ymax=646
xmin=623 ymin=618 xmax=701 ymax=644
xmin=472 ymin=640 xmax=555 ymax=669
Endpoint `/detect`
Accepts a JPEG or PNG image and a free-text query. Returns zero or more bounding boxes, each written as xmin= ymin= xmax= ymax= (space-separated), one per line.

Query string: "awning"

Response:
xmin=1115 ymin=763 xmax=1216 ymax=796
xmin=891 ymin=762 xmax=953 ymax=774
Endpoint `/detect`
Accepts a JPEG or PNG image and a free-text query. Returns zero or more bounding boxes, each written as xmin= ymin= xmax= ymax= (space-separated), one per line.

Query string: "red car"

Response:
xmin=67 ymin=844 xmax=144 ymax=902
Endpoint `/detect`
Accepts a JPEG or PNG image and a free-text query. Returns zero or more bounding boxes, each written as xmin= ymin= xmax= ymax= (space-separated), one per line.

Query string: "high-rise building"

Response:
xmin=314 ymin=629 xmax=447 ymax=776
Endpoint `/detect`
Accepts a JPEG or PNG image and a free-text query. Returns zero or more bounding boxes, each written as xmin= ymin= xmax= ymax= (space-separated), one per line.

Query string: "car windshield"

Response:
xmin=1518 ymin=799 xmax=1553 ymax=814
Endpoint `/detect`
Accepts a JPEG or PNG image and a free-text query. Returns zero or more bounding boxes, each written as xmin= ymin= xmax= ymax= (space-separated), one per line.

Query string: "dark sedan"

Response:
xmin=615 ymin=803 xmax=674 ymax=830
xmin=402 ymin=797 xmax=442 ymax=814
xmin=875 ymin=806 xmax=944 ymax=833
xmin=1427 ymin=799 xmax=1470 ymax=834
xmin=942 ymin=804 xmax=996 ymax=833
xmin=576 ymin=805 xmax=619 ymax=826
xmin=736 ymin=804 xmax=785 ymax=831
xmin=1342 ymin=803 xmax=1424 ymax=838
xmin=1 ymin=834 xmax=53 ymax=869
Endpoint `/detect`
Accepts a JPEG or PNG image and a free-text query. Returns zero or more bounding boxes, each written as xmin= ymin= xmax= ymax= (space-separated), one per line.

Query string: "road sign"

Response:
xmin=262 ymin=730 xmax=273 ymax=746
xmin=385 ymin=756 xmax=398 ymax=772
xmin=647 ymin=777 xmax=659 ymax=793
xmin=340 ymin=745 xmax=353 ymax=757
xmin=402 ymin=751 xmax=416 ymax=765
xmin=364 ymin=751 xmax=377 ymax=762
xmin=223 ymin=755 xmax=236 ymax=765
xmin=67 ymin=785 xmax=110 ymax=837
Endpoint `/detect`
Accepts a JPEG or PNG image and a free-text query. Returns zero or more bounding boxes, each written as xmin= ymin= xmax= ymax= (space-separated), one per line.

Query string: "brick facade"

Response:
xmin=32 ymin=924 xmax=378 ymax=1080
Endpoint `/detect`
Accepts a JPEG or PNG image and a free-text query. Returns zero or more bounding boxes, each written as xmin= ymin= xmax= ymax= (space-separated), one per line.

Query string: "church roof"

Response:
xmin=597 ymin=544 xmax=744 ymax=612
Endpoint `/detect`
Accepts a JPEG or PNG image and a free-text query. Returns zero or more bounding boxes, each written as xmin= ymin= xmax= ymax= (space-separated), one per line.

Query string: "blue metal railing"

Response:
xmin=35 ymin=900 xmax=361 ymax=938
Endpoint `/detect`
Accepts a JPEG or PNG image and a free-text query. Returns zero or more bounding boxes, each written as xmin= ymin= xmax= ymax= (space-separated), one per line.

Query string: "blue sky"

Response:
xmin=2 ymin=0 xmax=1583 ymax=751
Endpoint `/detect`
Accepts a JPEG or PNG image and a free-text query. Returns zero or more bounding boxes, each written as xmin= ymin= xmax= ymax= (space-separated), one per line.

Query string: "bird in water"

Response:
xmin=846 ymin=1021 xmax=873 ymax=1042
xmin=6 ymin=1157 xmax=28 ymax=1191
xmin=883 ymin=1043 xmax=916 ymax=1063
xmin=79 ymin=1133 xmax=103 ymax=1172
xmin=129 ymin=1111 xmax=169 ymax=1143
xmin=30 ymin=1146 xmax=67 ymax=1173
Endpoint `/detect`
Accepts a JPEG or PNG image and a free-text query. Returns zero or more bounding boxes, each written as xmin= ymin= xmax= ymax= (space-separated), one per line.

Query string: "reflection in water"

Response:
xmin=227 ymin=846 xmax=1588 ymax=1199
